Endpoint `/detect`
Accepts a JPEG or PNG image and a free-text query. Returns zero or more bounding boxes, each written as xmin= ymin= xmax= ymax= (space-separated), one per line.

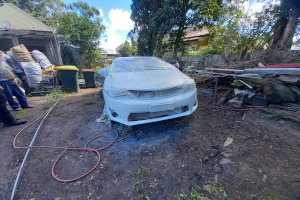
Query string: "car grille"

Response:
xmin=132 ymin=86 xmax=194 ymax=99
xmin=128 ymin=106 xmax=188 ymax=121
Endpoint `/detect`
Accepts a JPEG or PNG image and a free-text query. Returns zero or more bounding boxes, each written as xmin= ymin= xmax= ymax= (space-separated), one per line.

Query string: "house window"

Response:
xmin=190 ymin=45 xmax=197 ymax=51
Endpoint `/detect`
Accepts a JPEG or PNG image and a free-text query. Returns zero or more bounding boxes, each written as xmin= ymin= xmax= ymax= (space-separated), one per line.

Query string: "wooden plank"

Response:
xmin=205 ymin=68 xmax=244 ymax=73
xmin=195 ymin=70 xmax=262 ymax=79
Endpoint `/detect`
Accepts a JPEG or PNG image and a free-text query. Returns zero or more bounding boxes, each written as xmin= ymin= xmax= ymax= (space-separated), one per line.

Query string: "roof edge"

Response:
xmin=7 ymin=3 xmax=55 ymax=32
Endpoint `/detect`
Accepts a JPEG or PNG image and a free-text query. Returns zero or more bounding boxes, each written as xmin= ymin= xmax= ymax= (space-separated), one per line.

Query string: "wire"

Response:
xmin=11 ymin=98 xmax=142 ymax=199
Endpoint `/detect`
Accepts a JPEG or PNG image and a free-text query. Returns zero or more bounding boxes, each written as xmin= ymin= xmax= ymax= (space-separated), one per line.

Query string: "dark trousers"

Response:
xmin=0 ymin=89 xmax=14 ymax=124
xmin=0 ymin=79 xmax=28 ymax=109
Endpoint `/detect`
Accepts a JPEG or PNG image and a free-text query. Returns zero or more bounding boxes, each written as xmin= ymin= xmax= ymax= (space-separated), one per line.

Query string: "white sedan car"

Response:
xmin=99 ymin=57 xmax=198 ymax=126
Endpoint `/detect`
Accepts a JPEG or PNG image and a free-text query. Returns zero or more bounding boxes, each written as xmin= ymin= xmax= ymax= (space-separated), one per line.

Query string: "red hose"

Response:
xmin=12 ymin=105 xmax=121 ymax=183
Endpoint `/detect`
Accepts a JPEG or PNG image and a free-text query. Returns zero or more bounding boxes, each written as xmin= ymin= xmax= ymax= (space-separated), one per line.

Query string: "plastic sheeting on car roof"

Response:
xmin=111 ymin=57 xmax=173 ymax=73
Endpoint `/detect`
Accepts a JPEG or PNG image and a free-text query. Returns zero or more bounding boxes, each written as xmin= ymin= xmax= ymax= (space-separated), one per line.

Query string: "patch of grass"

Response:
xmin=46 ymin=91 xmax=66 ymax=103
xmin=133 ymin=181 xmax=142 ymax=191
xmin=83 ymin=100 xmax=95 ymax=105
xmin=137 ymin=194 xmax=147 ymax=199
xmin=15 ymin=109 xmax=27 ymax=118
xmin=119 ymin=124 xmax=133 ymax=135
xmin=206 ymin=181 xmax=227 ymax=200
xmin=136 ymin=166 xmax=151 ymax=176
xmin=263 ymin=109 xmax=300 ymax=124
xmin=177 ymin=189 xmax=209 ymax=200
xmin=177 ymin=190 xmax=188 ymax=200
xmin=52 ymin=110 xmax=63 ymax=117
xmin=149 ymin=181 xmax=157 ymax=188
xmin=98 ymin=100 xmax=105 ymax=107
xmin=177 ymin=178 xmax=182 ymax=185
xmin=177 ymin=182 xmax=227 ymax=200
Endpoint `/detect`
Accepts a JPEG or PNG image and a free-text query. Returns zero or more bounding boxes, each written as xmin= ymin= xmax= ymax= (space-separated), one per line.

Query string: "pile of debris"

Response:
xmin=1 ymin=44 xmax=56 ymax=94
xmin=188 ymin=62 xmax=300 ymax=118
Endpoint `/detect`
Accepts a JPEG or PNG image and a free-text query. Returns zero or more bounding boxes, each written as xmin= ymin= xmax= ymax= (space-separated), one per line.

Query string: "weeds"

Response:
xmin=206 ymin=181 xmax=227 ymax=200
xmin=15 ymin=109 xmax=27 ymax=118
xmin=190 ymin=188 xmax=209 ymax=200
xmin=136 ymin=166 xmax=150 ymax=176
xmin=177 ymin=181 xmax=227 ymax=200
xmin=149 ymin=181 xmax=157 ymax=188
xmin=177 ymin=190 xmax=188 ymax=200
xmin=133 ymin=181 xmax=142 ymax=191
xmin=119 ymin=124 xmax=133 ymax=135
xmin=84 ymin=100 xmax=95 ymax=105
xmin=46 ymin=91 xmax=66 ymax=103
xmin=52 ymin=110 xmax=63 ymax=117
xmin=98 ymin=100 xmax=105 ymax=107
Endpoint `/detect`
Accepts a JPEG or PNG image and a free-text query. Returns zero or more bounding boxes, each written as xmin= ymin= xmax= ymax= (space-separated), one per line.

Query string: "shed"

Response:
xmin=0 ymin=3 xmax=62 ymax=66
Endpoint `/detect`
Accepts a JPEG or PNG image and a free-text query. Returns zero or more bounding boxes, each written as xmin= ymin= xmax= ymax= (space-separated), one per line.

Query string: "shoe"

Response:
xmin=22 ymin=105 xmax=33 ymax=109
xmin=13 ymin=107 xmax=22 ymax=111
xmin=3 ymin=119 xmax=27 ymax=127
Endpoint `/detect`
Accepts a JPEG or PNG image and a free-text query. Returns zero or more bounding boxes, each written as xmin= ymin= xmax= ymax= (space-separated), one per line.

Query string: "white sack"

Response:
xmin=21 ymin=62 xmax=42 ymax=87
xmin=31 ymin=50 xmax=52 ymax=69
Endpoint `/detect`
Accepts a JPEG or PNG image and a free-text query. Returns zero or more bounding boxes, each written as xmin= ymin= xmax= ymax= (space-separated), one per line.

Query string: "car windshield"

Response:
xmin=111 ymin=57 xmax=174 ymax=73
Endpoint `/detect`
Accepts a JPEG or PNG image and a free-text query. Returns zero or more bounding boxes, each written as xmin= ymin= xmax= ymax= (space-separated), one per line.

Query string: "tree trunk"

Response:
xmin=269 ymin=0 xmax=300 ymax=50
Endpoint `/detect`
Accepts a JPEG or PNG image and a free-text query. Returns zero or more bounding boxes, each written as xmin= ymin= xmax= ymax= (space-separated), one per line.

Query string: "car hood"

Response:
xmin=108 ymin=70 xmax=193 ymax=91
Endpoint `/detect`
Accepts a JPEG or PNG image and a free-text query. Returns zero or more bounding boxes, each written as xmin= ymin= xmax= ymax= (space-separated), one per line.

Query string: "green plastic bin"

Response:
xmin=82 ymin=69 xmax=96 ymax=88
xmin=55 ymin=66 xmax=80 ymax=93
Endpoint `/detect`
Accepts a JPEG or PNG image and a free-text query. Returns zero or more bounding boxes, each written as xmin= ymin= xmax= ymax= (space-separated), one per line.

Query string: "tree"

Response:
xmin=152 ymin=0 xmax=192 ymax=57
xmin=130 ymin=0 xmax=164 ymax=56
xmin=130 ymin=0 xmax=225 ymax=57
xmin=116 ymin=40 xmax=138 ymax=57
xmin=196 ymin=1 xmax=279 ymax=57
xmin=116 ymin=41 xmax=132 ymax=57
xmin=269 ymin=0 xmax=300 ymax=50
xmin=57 ymin=2 xmax=105 ymax=68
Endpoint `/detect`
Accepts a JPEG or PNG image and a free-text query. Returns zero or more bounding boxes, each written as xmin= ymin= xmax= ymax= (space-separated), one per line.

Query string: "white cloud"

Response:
xmin=98 ymin=8 xmax=104 ymax=17
xmin=100 ymin=9 xmax=134 ymax=50
xmin=251 ymin=2 xmax=264 ymax=12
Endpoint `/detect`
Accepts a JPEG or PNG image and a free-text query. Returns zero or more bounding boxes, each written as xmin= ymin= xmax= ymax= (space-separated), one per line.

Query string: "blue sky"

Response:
xmin=61 ymin=0 xmax=133 ymax=50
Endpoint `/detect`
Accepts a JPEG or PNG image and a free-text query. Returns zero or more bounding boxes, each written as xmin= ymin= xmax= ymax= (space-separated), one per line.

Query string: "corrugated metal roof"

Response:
xmin=0 ymin=3 xmax=54 ymax=32
xmin=183 ymin=27 xmax=210 ymax=41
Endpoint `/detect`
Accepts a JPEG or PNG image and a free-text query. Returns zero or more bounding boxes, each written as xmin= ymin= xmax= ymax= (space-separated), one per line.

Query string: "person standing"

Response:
xmin=0 ymin=53 xmax=32 ymax=111
xmin=0 ymin=86 xmax=26 ymax=126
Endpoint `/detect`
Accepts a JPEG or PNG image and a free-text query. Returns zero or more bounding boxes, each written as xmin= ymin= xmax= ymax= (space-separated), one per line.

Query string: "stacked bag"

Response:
xmin=10 ymin=44 xmax=42 ymax=87
xmin=2 ymin=44 xmax=54 ymax=88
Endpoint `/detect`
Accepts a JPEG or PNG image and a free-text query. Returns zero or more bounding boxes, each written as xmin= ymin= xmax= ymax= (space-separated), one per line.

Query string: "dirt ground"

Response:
xmin=0 ymin=88 xmax=300 ymax=200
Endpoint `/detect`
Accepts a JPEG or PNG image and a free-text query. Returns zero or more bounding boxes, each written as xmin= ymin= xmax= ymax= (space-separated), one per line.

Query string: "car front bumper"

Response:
xmin=104 ymin=89 xmax=198 ymax=126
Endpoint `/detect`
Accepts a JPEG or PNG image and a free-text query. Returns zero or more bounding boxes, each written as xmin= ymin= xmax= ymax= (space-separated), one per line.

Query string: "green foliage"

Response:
xmin=118 ymin=124 xmax=133 ymax=135
xmin=116 ymin=40 xmax=138 ymax=57
xmin=136 ymin=166 xmax=150 ymax=176
xmin=57 ymin=3 xmax=105 ymax=68
xmin=6 ymin=0 xmax=105 ymax=68
xmin=177 ymin=181 xmax=227 ymax=200
xmin=133 ymin=181 xmax=143 ymax=191
xmin=206 ymin=181 xmax=227 ymax=200
xmin=130 ymin=0 xmax=225 ymax=57
xmin=197 ymin=1 xmax=278 ymax=57
xmin=83 ymin=99 xmax=95 ymax=105
xmin=130 ymin=0 xmax=164 ymax=56
xmin=46 ymin=90 xmax=66 ymax=103
xmin=15 ymin=109 xmax=27 ymax=118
